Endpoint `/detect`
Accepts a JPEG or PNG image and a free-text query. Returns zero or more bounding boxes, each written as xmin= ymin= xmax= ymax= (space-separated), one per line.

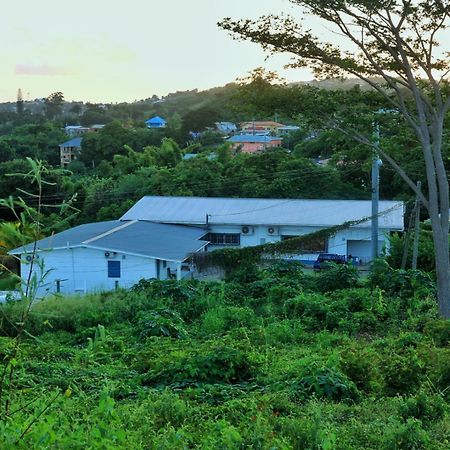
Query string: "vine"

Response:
xmin=193 ymin=204 xmax=404 ymax=273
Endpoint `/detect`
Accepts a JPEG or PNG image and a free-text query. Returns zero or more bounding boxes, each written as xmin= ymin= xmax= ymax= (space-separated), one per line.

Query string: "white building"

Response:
xmin=10 ymin=196 xmax=404 ymax=297
xmin=121 ymin=196 xmax=404 ymax=264
xmin=9 ymin=220 xmax=207 ymax=297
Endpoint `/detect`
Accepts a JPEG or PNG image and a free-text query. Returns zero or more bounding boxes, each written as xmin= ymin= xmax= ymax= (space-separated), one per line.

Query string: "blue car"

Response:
xmin=313 ymin=253 xmax=347 ymax=271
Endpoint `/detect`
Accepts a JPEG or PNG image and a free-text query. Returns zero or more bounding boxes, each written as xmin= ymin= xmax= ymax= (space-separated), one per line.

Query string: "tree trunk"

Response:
xmin=432 ymin=225 xmax=450 ymax=319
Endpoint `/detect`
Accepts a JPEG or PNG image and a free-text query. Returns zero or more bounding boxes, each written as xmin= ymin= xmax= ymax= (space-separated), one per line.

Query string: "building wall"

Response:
xmin=206 ymin=224 xmax=391 ymax=264
xmin=20 ymin=247 xmax=161 ymax=297
xmin=231 ymin=140 xmax=282 ymax=153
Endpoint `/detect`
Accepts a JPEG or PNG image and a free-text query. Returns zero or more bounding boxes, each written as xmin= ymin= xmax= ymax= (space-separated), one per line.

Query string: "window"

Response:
xmin=108 ymin=260 xmax=121 ymax=278
xmin=205 ymin=233 xmax=240 ymax=246
xmin=281 ymin=235 xmax=327 ymax=252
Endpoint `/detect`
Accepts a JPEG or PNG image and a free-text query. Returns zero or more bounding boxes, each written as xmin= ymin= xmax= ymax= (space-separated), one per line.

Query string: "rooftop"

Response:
xmin=59 ymin=137 xmax=83 ymax=147
xmin=227 ymin=134 xmax=282 ymax=143
xmin=120 ymin=196 xmax=404 ymax=229
xmin=10 ymin=220 xmax=208 ymax=262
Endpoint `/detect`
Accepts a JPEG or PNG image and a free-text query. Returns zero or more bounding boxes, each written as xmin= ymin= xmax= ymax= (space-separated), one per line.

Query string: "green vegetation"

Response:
xmin=0 ymin=263 xmax=449 ymax=448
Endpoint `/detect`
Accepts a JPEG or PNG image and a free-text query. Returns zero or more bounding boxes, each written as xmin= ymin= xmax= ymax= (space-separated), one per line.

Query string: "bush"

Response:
xmin=424 ymin=320 xmax=450 ymax=347
xmin=383 ymin=418 xmax=431 ymax=450
xmin=288 ymin=365 xmax=360 ymax=402
xmin=137 ymin=309 xmax=187 ymax=339
xmin=399 ymin=392 xmax=446 ymax=424
xmin=316 ymin=263 xmax=360 ymax=293
xmin=339 ymin=345 xmax=381 ymax=393
xmin=369 ymin=261 xmax=435 ymax=300
xmin=200 ymin=306 xmax=256 ymax=335
xmin=145 ymin=345 xmax=258 ymax=386
xmin=382 ymin=347 xmax=425 ymax=395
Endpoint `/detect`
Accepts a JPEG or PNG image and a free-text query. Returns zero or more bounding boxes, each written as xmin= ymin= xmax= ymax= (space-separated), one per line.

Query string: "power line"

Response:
xmin=0 ymin=165 xmax=378 ymax=210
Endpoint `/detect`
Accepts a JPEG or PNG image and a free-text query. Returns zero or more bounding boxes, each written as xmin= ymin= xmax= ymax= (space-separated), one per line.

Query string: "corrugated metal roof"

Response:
xmin=227 ymin=134 xmax=282 ymax=143
xmin=120 ymin=196 xmax=404 ymax=229
xmin=59 ymin=137 xmax=83 ymax=147
xmin=10 ymin=220 xmax=207 ymax=262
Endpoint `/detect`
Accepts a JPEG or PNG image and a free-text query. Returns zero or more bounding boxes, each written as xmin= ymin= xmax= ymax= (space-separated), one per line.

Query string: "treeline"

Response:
xmin=0 ymin=74 xmax=448 ymax=229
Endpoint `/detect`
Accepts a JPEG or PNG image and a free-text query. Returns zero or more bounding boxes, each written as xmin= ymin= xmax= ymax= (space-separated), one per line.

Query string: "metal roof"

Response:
xmin=145 ymin=116 xmax=166 ymax=124
xmin=9 ymin=220 xmax=208 ymax=262
xmin=227 ymin=134 xmax=282 ymax=143
xmin=120 ymin=196 xmax=404 ymax=229
xmin=59 ymin=137 xmax=83 ymax=147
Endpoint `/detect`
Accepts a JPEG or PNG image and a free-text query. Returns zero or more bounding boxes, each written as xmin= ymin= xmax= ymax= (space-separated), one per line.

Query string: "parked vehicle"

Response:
xmin=313 ymin=253 xmax=347 ymax=271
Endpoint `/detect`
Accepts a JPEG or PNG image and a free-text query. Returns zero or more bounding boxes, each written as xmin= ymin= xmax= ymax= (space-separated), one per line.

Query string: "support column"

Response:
xmin=176 ymin=262 xmax=182 ymax=281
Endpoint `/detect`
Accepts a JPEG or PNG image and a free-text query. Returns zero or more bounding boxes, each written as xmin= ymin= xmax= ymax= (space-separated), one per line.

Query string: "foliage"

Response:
xmin=0 ymin=270 xmax=448 ymax=447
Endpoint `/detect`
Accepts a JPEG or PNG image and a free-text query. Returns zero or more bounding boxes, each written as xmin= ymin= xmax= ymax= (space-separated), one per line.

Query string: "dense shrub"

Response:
xmin=339 ymin=345 xmax=381 ymax=393
xmin=288 ymin=365 xmax=360 ymax=402
xmin=200 ymin=305 xmax=256 ymax=335
xmin=136 ymin=309 xmax=187 ymax=339
xmin=381 ymin=347 xmax=425 ymax=395
xmin=399 ymin=392 xmax=446 ymax=424
xmin=144 ymin=346 xmax=258 ymax=385
xmin=383 ymin=418 xmax=431 ymax=450
xmin=369 ymin=261 xmax=436 ymax=300
xmin=316 ymin=263 xmax=360 ymax=292
xmin=424 ymin=319 xmax=450 ymax=346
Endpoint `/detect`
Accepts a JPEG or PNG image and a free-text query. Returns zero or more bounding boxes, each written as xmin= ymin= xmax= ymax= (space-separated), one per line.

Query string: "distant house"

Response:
xmin=10 ymin=220 xmax=208 ymax=297
xmin=145 ymin=116 xmax=167 ymax=129
xmin=240 ymin=121 xmax=285 ymax=135
xmin=277 ymin=125 xmax=301 ymax=135
xmin=215 ymin=122 xmax=237 ymax=134
xmin=59 ymin=137 xmax=82 ymax=167
xmin=64 ymin=125 xmax=90 ymax=137
xmin=227 ymin=134 xmax=282 ymax=153
xmin=64 ymin=124 xmax=105 ymax=136
xmin=90 ymin=124 xmax=105 ymax=132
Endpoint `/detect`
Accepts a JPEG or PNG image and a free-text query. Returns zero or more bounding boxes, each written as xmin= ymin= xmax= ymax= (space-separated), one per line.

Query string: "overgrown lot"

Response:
xmin=0 ymin=262 xmax=449 ymax=449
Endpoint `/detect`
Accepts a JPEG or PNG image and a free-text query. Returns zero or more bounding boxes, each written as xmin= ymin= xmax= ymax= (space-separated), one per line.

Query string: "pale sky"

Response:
xmin=0 ymin=0 xmax=312 ymax=103
xmin=3 ymin=1 xmax=448 ymax=104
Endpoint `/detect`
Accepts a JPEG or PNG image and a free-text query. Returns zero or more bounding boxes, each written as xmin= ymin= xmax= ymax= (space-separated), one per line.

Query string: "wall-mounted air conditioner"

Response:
xmin=104 ymin=251 xmax=117 ymax=259
xmin=267 ymin=226 xmax=279 ymax=236
xmin=241 ymin=225 xmax=254 ymax=235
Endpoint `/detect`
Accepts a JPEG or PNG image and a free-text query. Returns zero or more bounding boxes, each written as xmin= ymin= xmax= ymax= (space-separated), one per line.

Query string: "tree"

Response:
xmin=219 ymin=0 xmax=450 ymax=318
xmin=44 ymin=91 xmax=64 ymax=119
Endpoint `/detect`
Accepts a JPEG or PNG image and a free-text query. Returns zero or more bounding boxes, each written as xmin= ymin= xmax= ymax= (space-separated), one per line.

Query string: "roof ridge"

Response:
xmin=82 ymin=220 xmax=137 ymax=245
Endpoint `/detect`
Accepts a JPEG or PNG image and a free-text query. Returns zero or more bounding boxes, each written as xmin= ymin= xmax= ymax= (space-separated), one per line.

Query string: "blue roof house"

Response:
xmin=145 ymin=116 xmax=167 ymax=129
xmin=9 ymin=220 xmax=208 ymax=297
xmin=59 ymin=137 xmax=83 ymax=168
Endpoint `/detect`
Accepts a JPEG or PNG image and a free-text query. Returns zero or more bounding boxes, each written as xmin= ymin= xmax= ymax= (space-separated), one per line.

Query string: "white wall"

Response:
xmin=20 ymin=247 xmax=159 ymax=297
xmin=207 ymin=224 xmax=392 ymax=264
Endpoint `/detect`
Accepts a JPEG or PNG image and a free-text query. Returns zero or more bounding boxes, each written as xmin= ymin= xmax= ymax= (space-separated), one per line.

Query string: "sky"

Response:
xmin=0 ymin=0 xmax=314 ymax=103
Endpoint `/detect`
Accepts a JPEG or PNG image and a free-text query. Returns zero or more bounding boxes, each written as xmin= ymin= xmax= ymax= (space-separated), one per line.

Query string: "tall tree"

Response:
xmin=220 ymin=0 xmax=450 ymax=318
xmin=44 ymin=91 xmax=64 ymax=119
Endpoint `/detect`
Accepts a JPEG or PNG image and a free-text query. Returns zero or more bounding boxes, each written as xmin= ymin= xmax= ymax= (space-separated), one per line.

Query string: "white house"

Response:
xmin=121 ymin=196 xmax=404 ymax=264
xmin=10 ymin=196 xmax=404 ymax=297
xmin=9 ymin=220 xmax=208 ymax=297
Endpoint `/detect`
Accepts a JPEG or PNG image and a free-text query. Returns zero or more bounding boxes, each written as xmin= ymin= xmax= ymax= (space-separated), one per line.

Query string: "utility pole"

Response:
xmin=412 ymin=181 xmax=422 ymax=270
xmin=401 ymin=205 xmax=416 ymax=269
xmin=371 ymin=123 xmax=382 ymax=261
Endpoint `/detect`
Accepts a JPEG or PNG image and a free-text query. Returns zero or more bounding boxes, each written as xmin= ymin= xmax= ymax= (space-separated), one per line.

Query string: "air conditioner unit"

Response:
xmin=267 ymin=226 xmax=279 ymax=236
xmin=241 ymin=225 xmax=254 ymax=235
xmin=104 ymin=251 xmax=117 ymax=259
